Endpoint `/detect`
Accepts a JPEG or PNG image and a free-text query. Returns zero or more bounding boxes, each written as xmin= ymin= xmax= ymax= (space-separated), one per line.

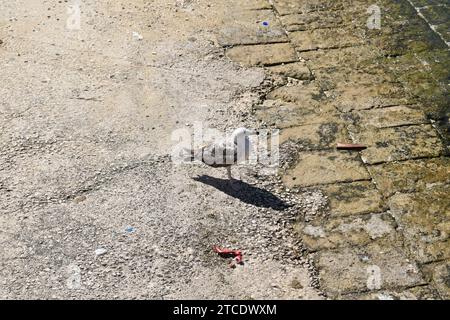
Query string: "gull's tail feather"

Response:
xmin=181 ymin=147 xmax=195 ymax=162
xmin=182 ymin=145 xmax=206 ymax=163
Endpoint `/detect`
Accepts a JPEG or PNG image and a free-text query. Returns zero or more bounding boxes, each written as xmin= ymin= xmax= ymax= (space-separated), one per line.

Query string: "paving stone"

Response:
xmin=332 ymin=82 xmax=409 ymax=112
xmin=282 ymin=150 xmax=370 ymax=188
xmin=435 ymin=22 xmax=450 ymax=43
xmin=390 ymin=48 xmax=449 ymax=83
xmin=421 ymin=260 xmax=450 ymax=299
xmin=279 ymin=4 xmax=370 ymax=32
xmin=267 ymin=62 xmax=313 ymax=80
xmin=289 ymin=28 xmax=365 ymax=52
xmin=271 ymin=0 xmax=311 ymax=15
xmin=413 ymin=48 xmax=450 ymax=84
xmin=390 ymin=52 xmax=449 ymax=110
xmin=316 ymin=75 xmax=417 ymax=113
xmin=368 ymin=158 xmax=450 ymax=196
xmin=372 ymin=17 xmax=446 ymax=56
xmin=419 ymin=5 xmax=450 ymax=26
xmin=313 ymin=68 xmax=401 ymax=95
xmin=300 ymin=46 xmax=383 ymax=70
xmin=297 ymin=213 xmax=398 ymax=251
xmin=341 ymin=285 xmax=440 ymax=300
xmin=216 ymin=10 xmax=289 ymax=46
xmin=389 ymin=186 xmax=450 ymax=264
xmin=319 ymin=181 xmax=386 ymax=217
xmin=346 ymin=105 xmax=428 ymax=129
xmin=254 ymin=99 xmax=338 ymax=129
xmin=257 ymin=0 xmax=450 ymax=300
xmin=315 ymin=243 xmax=426 ymax=297
xmin=233 ymin=0 xmax=272 ymax=10
xmin=351 ymin=124 xmax=444 ymax=164
xmin=225 ymin=43 xmax=298 ymax=66
xmin=280 ymin=12 xmax=345 ymax=32
xmin=409 ymin=0 xmax=444 ymax=6
xmin=213 ymin=0 xmax=272 ymax=11
xmin=280 ymin=122 xmax=349 ymax=150
xmin=272 ymin=0 xmax=346 ymax=16
xmin=266 ymin=83 xmax=333 ymax=109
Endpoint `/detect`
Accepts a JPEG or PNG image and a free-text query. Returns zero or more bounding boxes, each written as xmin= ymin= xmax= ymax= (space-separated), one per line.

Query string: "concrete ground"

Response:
xmin=0 ymin=0 xmax=449 ymax=299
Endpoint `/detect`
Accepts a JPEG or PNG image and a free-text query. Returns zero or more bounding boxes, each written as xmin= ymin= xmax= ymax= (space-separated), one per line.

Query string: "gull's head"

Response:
xmin=232 ymin=127 xmax=257 ymax=144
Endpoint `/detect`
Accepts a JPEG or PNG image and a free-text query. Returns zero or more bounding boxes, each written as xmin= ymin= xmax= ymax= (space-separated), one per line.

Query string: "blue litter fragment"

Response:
xmin=262 ymin=21 xmax=269 ymax=26
xmin=125 ymin=227 xmax=135 ymax=233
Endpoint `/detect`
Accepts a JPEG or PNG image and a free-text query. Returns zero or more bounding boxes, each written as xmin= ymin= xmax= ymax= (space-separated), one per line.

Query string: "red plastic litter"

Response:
xmin=213 ymin=246 xmax=243 ymax=265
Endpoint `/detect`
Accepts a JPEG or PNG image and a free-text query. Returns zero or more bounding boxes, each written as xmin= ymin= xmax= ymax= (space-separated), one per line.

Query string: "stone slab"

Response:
xmin=332 ymin=82 xmax=410 ymax=112
xmin=280 ymin=12 xmax=344 ymax=32
xmin=300 ymin=46 xmax=383 ymax=70
xmin=267 ymin=62 xmax=313 ymax=80
xmin=279 ymin=4 xmax=369 ymax=32
xmin=435 ymin=23 xmax=450 ymax=43
xmin=348 ymin=105 xmax=428 ymax=129
xmin=290 ymin=28 xmax=365 ymax=52
xmin=272 ymin=0 xmax=346 ymax=16
xmin=341 ymin=285 xmax=440 ymax=300
xmin=226 ymin=43 xmax=298 ymax=66
xmin=389 ymin=186 xmax=450 ymax=264
xmin=217 ymin=10 xmax=289 ymax=46
xmin=409 ymin=0 xmax=443 ymax=6
xmin=236 ymin=0 xmax=272 ymax=10
xmin=422 ymin=261 xmax=450 ymax=299
xmin=282 ymin=150 xmax=370 ymax=188
xmin=266 ymin=84 xmax=333 ymax=111
xmin=254 ymin=99 xmax=338 ymax=129
xmin=297 ymin=213 xmax=398 ymax=251
xmin=419 ymin=5 xmax=450 ymax=26
xmin=280 ymin=122 xmax=349 ymax=150
xmin=320 ymin=181 xmax=386 ymax=217
xmin=315 ymin=243 xmax=426 ymax=297
xmin=368 ymin=158 xmax=450 ymax=197
xmin=352 ymin=124 xmax=444 ymax=164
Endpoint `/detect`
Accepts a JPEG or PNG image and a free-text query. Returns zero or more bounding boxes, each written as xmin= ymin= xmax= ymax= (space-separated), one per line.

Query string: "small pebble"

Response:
xmin=95 ymin=248 xmax=108 ymax=256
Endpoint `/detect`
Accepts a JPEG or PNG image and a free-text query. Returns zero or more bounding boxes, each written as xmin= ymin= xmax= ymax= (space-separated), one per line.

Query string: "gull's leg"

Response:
xmin=227 ymin=167 xmax=240 ymax=190
xmin=226 ymin=166 xmax=233 ymax=180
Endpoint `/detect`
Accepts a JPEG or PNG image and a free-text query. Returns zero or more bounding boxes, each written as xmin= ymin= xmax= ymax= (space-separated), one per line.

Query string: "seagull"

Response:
xmin=184 ymin=128 xmax=257 ymax=182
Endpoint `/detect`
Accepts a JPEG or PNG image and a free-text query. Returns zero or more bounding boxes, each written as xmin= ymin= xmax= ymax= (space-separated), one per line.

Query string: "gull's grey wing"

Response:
xmin=201 ymin=141 xmax=237 ymax=167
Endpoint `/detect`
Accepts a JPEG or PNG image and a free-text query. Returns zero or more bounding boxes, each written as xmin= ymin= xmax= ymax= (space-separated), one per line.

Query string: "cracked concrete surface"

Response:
xmin=1 ymin=0 xmax=449 ymax=300
xmin=0 ymin=0 xmax=324 ymax=299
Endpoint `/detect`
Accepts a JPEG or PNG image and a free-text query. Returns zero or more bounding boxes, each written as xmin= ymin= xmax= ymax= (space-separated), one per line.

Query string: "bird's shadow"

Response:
xmin=193 ymin=175 xmax=290 ymax=211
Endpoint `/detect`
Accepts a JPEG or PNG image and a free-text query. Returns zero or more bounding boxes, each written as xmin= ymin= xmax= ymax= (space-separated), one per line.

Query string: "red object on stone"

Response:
xmin=337 ymin=143 xmax=367 ymax=150
xmin=213 ymin=246 xmax=243 ymax=264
